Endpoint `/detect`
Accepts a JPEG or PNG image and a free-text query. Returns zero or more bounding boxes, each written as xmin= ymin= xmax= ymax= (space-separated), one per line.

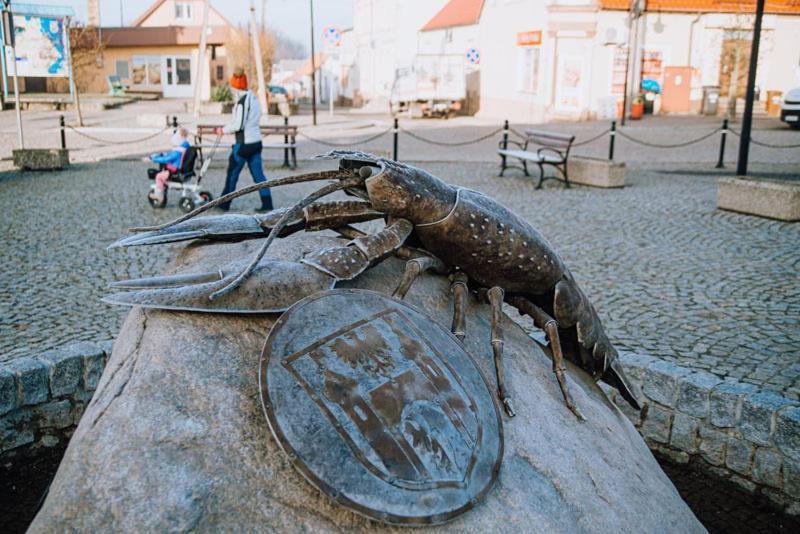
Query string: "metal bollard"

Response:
xmin=393 ymin=117 xmax=399 ymax=161
xmin=608 ymin=120 xmax=616 ymax=161
xmin=282 ymin=116 xmax=290 ymax=168
xmin=501 ymin=119 xmax=509 ymax=172
xmin=172 ymin=116 xmax=178 ymax=133
xmin=716 ymin=118 xmax=728 ymax=169
xmin=59 ymin=115 xmax=66 ymax=149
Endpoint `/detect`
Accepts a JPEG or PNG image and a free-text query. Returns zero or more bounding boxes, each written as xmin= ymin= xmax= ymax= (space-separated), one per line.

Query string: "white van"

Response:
xmin=780 ymin=87 xmax=800 ymax=128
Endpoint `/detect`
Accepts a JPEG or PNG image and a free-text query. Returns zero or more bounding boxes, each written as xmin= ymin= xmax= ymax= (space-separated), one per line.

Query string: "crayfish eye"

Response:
xmin=359 ymin=166 xmax=373 ymax=179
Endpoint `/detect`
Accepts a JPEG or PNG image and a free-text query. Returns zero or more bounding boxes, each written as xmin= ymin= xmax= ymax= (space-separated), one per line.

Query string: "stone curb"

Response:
xmin=0 ymin=340 xmax=113 ymax=455
xmin=609 ymin=350 xmax=800 ymax=515
xmin=3 ymin=340 xmax=799 ymax=516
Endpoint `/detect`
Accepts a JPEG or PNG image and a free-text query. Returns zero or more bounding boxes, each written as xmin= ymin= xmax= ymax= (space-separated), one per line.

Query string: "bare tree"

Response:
xmin=65 ymin=22 xmax=104 ymax=126
xmin=225 ymin=26 xmax=275 ymax=90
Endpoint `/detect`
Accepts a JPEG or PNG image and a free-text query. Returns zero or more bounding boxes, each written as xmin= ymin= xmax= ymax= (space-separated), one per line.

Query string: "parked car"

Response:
xmin=268 ymin=85 xmax=293 ymax=116
xmin=780 ymin=86 xmax=800 ymax=128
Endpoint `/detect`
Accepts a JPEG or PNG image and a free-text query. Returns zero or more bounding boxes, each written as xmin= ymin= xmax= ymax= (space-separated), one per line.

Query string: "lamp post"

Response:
xmin=736 ymin=0 xmax=765 ymax=177
xmin=2 ymin=0 xmax=23 ymax=148
xmin=309 ymin=0 xmax=317 ymax=125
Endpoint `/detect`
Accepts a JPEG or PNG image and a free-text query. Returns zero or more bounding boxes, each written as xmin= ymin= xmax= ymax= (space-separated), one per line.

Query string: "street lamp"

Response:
xmin=309 ymin=0 xmax=317 ymax=125
xmin=736 ymin=0 xmax=765 ymax=177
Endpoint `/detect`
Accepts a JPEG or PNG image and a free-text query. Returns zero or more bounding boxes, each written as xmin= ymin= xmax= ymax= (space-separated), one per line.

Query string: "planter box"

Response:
xmin=567 ymin=156 xmax=626 ymax=188
xmin=12 ymin=149 xmax=69 ymax=170
xmin=717 ymin=177 xmax=800 ymax=222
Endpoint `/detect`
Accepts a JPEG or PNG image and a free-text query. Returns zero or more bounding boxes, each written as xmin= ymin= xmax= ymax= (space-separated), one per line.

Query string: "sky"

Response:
xmin=18 ymin=0 xmax=354 ymax=44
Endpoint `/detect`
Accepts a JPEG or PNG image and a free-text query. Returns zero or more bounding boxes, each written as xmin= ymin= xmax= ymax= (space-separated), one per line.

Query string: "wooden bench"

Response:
xmin=498 ymin=129 xmax=575 ymax=189
xmin=195 ymin=124 xmax=298 ymax=168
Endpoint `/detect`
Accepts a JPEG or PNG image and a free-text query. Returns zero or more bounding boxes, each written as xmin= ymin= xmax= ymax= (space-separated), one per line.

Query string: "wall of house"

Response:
xmin=476 ymin=0 xmax=550 ymax=123
xmin=352 ymin=0 xmax=448 ymax=102
xmin=80 ymin=45 xmax=215 ymax=100
xmin=136 ymin=0 xmax=228 ymax=28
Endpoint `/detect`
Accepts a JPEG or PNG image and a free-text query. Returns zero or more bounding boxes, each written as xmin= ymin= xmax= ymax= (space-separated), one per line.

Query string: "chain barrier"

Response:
xmin=571 ymin=128 xmax=611 ymax=147
xmin=727 ymin=126 xmax=800 ymax=149
xmin=65 ymin=124 xmax=172 ymax=145
xmin=297 ymin=126 xmax=392 ymax=147
xmin=398 ymin=126 xmax=505 ymax=146
xmin=615 ymin=126 xmax=721 ymax=149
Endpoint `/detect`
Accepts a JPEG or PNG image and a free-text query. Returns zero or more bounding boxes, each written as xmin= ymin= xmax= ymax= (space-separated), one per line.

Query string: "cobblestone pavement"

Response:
xmin=1 ymin=157 xmax=798 ymax=399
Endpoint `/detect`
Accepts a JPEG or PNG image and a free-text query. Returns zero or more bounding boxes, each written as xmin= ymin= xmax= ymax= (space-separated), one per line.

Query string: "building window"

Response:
xmin=175 ymin=2 xmax=192 ymax=20
xmin=115 ymin=60 xmax=129 ymax=79
xmin=516 ymin=46 xmax=540 ymax=94
xmin=216 ymin=65 xmax=224 ymax=80
xmin=132 ymin=56 xmax=161 ymax=86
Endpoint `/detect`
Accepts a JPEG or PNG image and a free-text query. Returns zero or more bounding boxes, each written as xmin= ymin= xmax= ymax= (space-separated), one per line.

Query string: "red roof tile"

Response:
xmin=599 ymin=0 xmax=800 ymax=14
xmin=422 ymin=0 xmax=484 ymax=31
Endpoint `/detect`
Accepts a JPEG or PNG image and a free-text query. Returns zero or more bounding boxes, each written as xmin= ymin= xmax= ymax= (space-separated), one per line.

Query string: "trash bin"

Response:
xmin=766 ymin=90 xmax=783 ymax=117
xmin=701 ymin=86 xmax=720 ymax=115
xmin=631 ymin=96 xmax=644 ymax=120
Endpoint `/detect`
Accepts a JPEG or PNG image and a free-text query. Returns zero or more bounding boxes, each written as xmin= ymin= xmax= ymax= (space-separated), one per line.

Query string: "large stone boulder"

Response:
xmin=31 ymin=235 xmax=703 ymax=532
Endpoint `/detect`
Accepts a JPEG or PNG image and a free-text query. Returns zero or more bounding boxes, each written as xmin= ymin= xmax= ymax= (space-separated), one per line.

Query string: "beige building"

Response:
xmin=85 ymin=0 xmax=233 ymax=99
xmin=477 ymin=0 xmax=800 ymax=122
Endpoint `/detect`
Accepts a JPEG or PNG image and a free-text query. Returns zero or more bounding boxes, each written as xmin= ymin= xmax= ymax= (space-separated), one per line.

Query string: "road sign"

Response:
xmin=466 ymin=47 xmax=480 ymax=65
xmin=322 ymin=25 xmax=341 ymax=47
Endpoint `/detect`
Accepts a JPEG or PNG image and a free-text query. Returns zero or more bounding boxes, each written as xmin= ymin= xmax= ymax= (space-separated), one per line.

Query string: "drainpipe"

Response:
xmin=687 ymin=13 xmax=701 ymax=66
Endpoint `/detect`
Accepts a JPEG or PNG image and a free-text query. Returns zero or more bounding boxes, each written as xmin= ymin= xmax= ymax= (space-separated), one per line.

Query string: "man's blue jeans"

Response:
xmin=219 ymin=142 xmax=273 ymax=210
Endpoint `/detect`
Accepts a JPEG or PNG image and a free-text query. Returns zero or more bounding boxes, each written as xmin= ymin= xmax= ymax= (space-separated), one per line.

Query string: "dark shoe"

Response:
xmin=254 ymin=206 xmax=272 ymax=213
xmin=255 ymin=198 xmax=273 ymax=213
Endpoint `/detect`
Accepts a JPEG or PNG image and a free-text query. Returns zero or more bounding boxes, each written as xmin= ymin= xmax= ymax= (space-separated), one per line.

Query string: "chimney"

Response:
xmin=87 ymin=0 xmax=100 ymax=27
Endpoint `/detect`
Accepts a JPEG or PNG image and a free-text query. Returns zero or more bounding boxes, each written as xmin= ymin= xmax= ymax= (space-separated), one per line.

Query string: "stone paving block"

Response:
xmin=34 ymin=399 xmax=72 ymax=430
xmin=752 ymin=448 xmax=783 ymax=489
xmin=784 ymin=459 xmax=800 ymax=499
xmin=725 ymin=437 xmax=755 ymax=476
xmin=699 ymin=426 xmax=727 ymax=466
xmin=617 ymin=350 xmax=655 ymax=386
xmin=0 ymin=369 xmax=15 ymax=415
xmin=0 ymin=409 xmax=34 ymax=451
xmin=709 ymin=381 xmax=759 ymax=428
xmin=78 ymin=342 xmax=108 ymax=391
xmin=774 ymin=407 xmax=800 ymax=462
xmin=7 ymin=358 xmax=49 ymax=406
xmin=670 ymin=413 xmax=699 ymax=454
xmin=677 ymin=372 xmax=723 ymax=419
xmin=38 ymin=346 xmax=83 ymax=397
xmin=739 ymin=392 xmax=797 ymax=446
xmin=640 ymin=404 xmax=672 ymax=444
xmin=643 ymin=360 xmax=690 ymax=408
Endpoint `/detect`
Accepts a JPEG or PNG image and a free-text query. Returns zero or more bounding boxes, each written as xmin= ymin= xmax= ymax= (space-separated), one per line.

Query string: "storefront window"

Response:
xmin=176 ymin=58 xmax=191 ymax=85
xmin=132 ymin=56 xmax=160 ymax=86
xmin=516 ymin=46 xmax=540 ymax=94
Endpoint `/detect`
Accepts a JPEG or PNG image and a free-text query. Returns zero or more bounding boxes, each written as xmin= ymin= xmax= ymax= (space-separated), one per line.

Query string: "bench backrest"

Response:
xmin=195 ymin=124 xmax=297 ymax=137
xmin=525 ymin=129 xmax=575 ymax=150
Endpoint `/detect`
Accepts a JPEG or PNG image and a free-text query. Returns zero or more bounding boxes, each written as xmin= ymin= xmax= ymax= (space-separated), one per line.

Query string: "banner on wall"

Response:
xmin=3 ymin=14 xmax=67 ymax=77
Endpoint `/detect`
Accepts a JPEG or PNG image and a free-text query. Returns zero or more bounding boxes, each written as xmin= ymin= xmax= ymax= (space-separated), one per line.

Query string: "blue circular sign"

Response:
xmin=466 ymin=48 xmax=480 ymax=65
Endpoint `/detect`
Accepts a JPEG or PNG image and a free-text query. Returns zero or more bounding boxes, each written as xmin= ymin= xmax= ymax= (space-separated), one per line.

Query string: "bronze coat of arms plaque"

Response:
xmin=260 ymin=289 xmax=503 ymax=525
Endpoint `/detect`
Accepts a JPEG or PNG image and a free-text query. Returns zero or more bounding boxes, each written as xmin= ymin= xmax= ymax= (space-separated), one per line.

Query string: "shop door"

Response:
xmin=162 ymin=56 xmax=193 ymax=98
xmin=661 ymin=66 xmax=692 ymax=113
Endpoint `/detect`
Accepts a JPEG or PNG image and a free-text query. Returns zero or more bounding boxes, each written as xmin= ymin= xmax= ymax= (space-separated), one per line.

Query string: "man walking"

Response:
xmin=215 ymin=68 xmax=273 ymax=212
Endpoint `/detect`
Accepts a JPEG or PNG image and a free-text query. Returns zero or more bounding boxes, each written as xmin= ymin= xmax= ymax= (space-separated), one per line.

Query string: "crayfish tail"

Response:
xmin=601 ymin=358 xmax=642 ymax=411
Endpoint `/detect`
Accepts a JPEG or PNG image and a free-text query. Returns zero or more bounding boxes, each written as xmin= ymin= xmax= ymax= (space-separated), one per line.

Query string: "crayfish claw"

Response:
xmin=502 ymin=397 xmax=516 ymax=418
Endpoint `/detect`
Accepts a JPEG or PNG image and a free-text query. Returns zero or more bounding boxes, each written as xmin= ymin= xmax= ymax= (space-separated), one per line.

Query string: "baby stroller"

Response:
xmin=147 ymin=141 xmax=216 ymax=213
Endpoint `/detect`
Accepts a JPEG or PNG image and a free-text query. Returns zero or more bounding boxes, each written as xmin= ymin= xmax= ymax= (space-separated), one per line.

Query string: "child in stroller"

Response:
xmin=147 ymin=127 xmax=214 ymax=213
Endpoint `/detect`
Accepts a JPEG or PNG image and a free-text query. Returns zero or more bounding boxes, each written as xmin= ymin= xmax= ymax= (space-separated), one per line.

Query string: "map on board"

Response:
xmin=3 ymin=15 xmax=67 ymax=77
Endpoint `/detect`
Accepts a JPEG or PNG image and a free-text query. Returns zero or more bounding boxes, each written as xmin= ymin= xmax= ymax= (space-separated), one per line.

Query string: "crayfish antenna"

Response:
xmin=209 ymin=176 xmax=364 ymax=301
xmin=601 ymin=358 xmax=642 ymax=411
xmin=129 ymin=169 xmax=346 ymax=233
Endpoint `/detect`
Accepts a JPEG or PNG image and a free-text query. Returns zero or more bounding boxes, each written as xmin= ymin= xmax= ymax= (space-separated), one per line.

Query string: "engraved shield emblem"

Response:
xmin=260 ymin=289 xmax=503 ymax=525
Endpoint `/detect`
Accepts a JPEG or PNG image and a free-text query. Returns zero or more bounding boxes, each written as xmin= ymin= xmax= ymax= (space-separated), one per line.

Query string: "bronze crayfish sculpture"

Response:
xmin=107 ymin=150 xmax=641 ymax=420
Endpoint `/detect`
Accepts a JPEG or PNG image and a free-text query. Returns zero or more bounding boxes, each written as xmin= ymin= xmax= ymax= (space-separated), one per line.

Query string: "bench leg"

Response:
xmin=291 ymin=147 xmax=297 ymax=169
xmin=561 ymin=163 xmax=571 ymax=189
xmin=535 ymin=163 xmax=545 ymax=189
xmin=499 ymin=154 xmax=507 ymax=177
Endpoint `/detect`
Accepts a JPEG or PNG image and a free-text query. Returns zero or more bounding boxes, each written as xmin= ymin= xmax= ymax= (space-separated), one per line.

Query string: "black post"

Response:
xmin=736 ymin=0 xmax=765 ymax=177
xmin=282 ymin=116 xmax=290 ymax=168
xmin=172 ymin=116 xmax=178 ymax=133
xmin=309 ymin=0 xmax=317 ymax=126
xmin=608 ymin=120 xmax=616 ymax=161
xmin=392 ymin=117 xmax=399 ymax=161
xmin=501 ymin=119 xmax=509 ymax=171
xmin=59 ymin=115 xmax=66 ymax=149
xmin=716 ymin=118 xmax=728 ymax=169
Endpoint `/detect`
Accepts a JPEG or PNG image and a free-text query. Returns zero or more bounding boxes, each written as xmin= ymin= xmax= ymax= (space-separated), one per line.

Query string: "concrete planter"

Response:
xmin=12 ymin=149 xmax=69 ymax=171
xmin=718 ymin=177 xmax=800 ymax=222
xmin=567 ymin=156 xmax=626 ymax=188
xmin=200 ymin=101 xmax=234 ymax=115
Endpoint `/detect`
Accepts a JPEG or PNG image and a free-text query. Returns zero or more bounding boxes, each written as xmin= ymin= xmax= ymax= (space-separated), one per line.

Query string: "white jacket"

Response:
xmin=223 ymin=90 xmax=263 ymax=144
